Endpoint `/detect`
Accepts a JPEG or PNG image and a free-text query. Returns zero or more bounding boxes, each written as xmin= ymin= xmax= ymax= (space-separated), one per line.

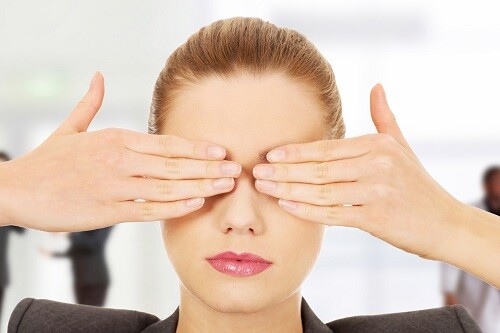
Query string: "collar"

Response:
xmin=142 ymin=296 xmax=334 ymax=333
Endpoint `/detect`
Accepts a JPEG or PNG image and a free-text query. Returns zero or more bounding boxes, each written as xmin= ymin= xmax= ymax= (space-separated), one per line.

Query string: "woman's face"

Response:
xmin=160 ymin=72 xmax=330 ymax=313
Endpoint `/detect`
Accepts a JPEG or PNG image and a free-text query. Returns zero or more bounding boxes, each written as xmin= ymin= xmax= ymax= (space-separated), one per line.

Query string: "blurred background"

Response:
xmin=0 ymin=0 xmax=499 ymax=332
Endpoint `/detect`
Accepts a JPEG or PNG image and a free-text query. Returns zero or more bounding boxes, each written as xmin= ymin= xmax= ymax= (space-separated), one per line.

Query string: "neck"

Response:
xmin=175 ymin=284 xmax=303 ymax=333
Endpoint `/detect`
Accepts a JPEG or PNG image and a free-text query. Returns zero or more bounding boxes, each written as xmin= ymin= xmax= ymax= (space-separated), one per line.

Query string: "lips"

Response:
xmin=206 ymin=251 xmax=273 ymax=277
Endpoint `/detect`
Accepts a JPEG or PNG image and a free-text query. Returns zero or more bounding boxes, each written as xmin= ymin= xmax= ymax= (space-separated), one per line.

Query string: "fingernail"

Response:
xmin=186 ymin=197 xmax=204 ymax=208
xmin=256 ymin=179 xmax=277 ymax=191
xmin=253 ymin=165 xmax=273 ymax=178
xmin=221 ymin=162 xmax=241 ymax=175
xmin=89 ymin=71 xmax=98 ymax=90
xmin=207 ymin=146 xmax=225 ymax=159
xmin=278 ymin=199 xmax=297 ymax=211
xmin=267 ymin=150 xmax=285 ymax=162
xmin=213 ymin=178 xmax=234 ymax=190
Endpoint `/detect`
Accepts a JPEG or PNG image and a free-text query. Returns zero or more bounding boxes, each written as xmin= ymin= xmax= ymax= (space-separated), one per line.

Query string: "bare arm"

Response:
xmin=254 ymin=83 xmax=500 ymax=288
xmin=444 ymin=202 xmax=500 ymax=288
xmin=0 ymin=72 xmax=241 ymax=231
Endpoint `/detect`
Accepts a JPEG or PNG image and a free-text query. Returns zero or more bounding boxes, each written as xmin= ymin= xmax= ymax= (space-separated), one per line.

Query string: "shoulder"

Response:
xmin=8 ymin=298 xmax=160 ymax=333
xmin=327 ymin=305 xmax=482 ymax=333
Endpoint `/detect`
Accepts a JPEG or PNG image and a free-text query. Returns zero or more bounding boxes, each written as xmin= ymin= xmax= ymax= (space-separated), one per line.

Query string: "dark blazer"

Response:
xmin=53 ymin=227 xmax=113 ymax=286
xmin=0 ymin=226 xmax=25 ymax=288
xmin=8 ymin=296 xmax=481 ymax=333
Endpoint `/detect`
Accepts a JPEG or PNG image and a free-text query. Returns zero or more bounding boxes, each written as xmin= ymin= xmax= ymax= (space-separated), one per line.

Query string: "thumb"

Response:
xmin=53 ymin=71 xmax=105 ymax=136
xmin=370 ymin=83 xmax=414 ymax=154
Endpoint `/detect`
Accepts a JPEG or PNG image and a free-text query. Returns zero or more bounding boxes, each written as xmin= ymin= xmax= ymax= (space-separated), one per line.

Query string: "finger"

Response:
xmin=265 ymin=135 xmax=373 ymax=163
xmin=370 ymin=83 xmax=415 ymax=155
xmin=53 ymin=71 xmax=105 ymax=136
xmin=255 ymin=180 xmax=367 ymax=206
xmin=119 ymin=177 xmax=235 ymax=202
xmin=253 ymin=155 xmax=366 ymax=183
xmin=123 ymin=151 xmax=242 ymax=179
xmin=277 ymin=199 xmax=365 ymax=228
xmin=123 ymin=130 xmax=228 ymax=160
xmin=117 ymin=197 xmax=206 ymax=222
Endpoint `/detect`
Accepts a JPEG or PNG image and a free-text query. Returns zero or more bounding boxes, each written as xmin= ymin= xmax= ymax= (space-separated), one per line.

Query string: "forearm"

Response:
xmin=0 ymin=161 xmax=14 ymax=227
xmin=442 ymin=201 xmax=500 ymax=288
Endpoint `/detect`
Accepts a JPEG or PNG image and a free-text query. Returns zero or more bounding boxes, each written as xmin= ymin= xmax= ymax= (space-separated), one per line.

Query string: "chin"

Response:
xmin=197 ymin=280 xmax=276 ymax=314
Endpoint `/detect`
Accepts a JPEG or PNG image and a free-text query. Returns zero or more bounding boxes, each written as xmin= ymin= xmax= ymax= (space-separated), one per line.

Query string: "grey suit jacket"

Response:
xmin=8 ymin=296 xmax=481 ymax=332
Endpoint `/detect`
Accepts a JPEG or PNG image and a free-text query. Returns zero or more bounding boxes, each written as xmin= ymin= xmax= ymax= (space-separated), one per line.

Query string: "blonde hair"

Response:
xmin=149 ymin=17 xmax=345 ymax=139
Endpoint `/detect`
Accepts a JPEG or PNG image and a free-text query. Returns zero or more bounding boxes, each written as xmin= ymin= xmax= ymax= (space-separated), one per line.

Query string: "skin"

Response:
xmin=160 ymin=72 xmax=329 ymax=333
xmin=445 ymin=171 xmax=500 ymax=305
xmin=0 ymin=71 xmax=498 ymax=292
xmin=252 ymin=84 xmax=500 ymax=288
xmin=0 ymin=72 xmax=237 ymax=231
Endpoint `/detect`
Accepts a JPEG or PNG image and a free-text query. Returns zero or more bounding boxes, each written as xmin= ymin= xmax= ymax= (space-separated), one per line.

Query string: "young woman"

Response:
xmin=6 ymin=17 xmax=484 ymax=332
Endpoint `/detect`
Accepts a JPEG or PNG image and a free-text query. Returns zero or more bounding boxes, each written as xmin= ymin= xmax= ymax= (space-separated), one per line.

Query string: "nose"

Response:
xmin=217 ymin=170 xmax=265 ymax=236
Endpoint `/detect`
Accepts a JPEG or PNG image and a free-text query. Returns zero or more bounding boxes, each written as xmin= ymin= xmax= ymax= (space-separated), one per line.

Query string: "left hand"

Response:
xmin=253 ymin=83 xmax=464 ymax=261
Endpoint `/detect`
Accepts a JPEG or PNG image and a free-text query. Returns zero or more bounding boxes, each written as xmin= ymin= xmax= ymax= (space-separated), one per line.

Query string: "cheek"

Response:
xmin=280 ymin=220 xmax=325 ymax=279
xmin=161 ymin=216 xmax=207 ymax=273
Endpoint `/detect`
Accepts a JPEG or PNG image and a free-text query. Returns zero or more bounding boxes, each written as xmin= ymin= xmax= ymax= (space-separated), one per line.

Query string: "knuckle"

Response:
xmin=197 ymin=179 xmax=209 ymax=194
xmin=313 ymin=162 xmax=330 ymax=179
xmin=102 ymin=128 xmax=124 ymax=143
xmin=157 ymin=179 xmax=174 ymax=196
xmin=169 ymin=201 xmax=180 ymax=218
xmin=304 ymin=204 xmax=314 ymax=219
xmin=164 ymin=158 xmax=181 ymax=175
xmin=158 ymin=135 xmax=176 ymax=156
xmin=325 ymin=206 xmax=337 ymax=223
xmin=290 ymin=145 xmax=302 ymax=161
xmin=316 ymin=184 xmax=332 ymax=203
xmin=205 ymin=160 xmax=217 ymax=175
xmin=192 ymin=142 xmax=204 ymax=159
xmin=140 ymin=202 xmax=155 ymax=221
xmin=320 ymin=140 xmax=337 ymax=158
xmin=122 ymin=129 xmax=140 ymax=147
xmin=370 ymin=184 xmax=394 ymax=200
xmin=373 ymin=155 xmax=395 ymax=172
xmin=278 ymin=164 xmax=289 ymax=179
xmin=284 ymin=182 xmax=293 ymax=196
xmin=375 ymin=133 xmax=396 ymax=149
xmin=100 ymin=151 xmax=126 ymax=167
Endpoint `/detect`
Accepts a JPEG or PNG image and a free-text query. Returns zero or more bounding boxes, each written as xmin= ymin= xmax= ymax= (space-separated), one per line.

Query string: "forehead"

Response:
xmin=161 ymin=72 xmax=328 ymax=167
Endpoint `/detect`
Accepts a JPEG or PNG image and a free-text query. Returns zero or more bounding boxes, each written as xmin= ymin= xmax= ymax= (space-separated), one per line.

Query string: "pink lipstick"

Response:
xmin=206 ymin=251 xmax=272 ymax=277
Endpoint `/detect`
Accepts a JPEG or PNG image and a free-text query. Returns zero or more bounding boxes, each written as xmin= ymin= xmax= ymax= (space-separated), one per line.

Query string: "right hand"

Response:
xmin=0 ymin=72 xmax=241 ymax=232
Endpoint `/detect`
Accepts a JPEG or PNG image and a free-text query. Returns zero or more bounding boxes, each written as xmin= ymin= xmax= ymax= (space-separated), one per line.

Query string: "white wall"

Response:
xmin=1 ymin=1 xmax=499 ymax=331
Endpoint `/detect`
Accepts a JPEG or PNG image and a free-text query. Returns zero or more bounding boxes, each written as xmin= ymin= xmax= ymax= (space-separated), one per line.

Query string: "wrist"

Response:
xmin=429 ymin=196 xmax=467 ymax=263
xmin=440 ymin=200 xmax=500 ymax=286
xmin=439 ymin=199 xmax=470 ymax=263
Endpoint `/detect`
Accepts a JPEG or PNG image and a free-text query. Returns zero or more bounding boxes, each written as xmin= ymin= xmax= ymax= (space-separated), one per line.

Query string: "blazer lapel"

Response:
xmin=301 ymin=297 xmax=335 ymax=333
xmin=141 ymin=307 xmax=179 ymax=333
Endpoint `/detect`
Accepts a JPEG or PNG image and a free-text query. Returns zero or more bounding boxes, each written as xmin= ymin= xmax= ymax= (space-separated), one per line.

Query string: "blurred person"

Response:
xmin=0 ymin=152 xmax=25 ymax=326
xmin=40 ymin=227 xmax=114 ymax=306
xmin=441 ymin=166 xmax=500 ymax=333
xmin=6 ymin=18 xmax=484 ymax=332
